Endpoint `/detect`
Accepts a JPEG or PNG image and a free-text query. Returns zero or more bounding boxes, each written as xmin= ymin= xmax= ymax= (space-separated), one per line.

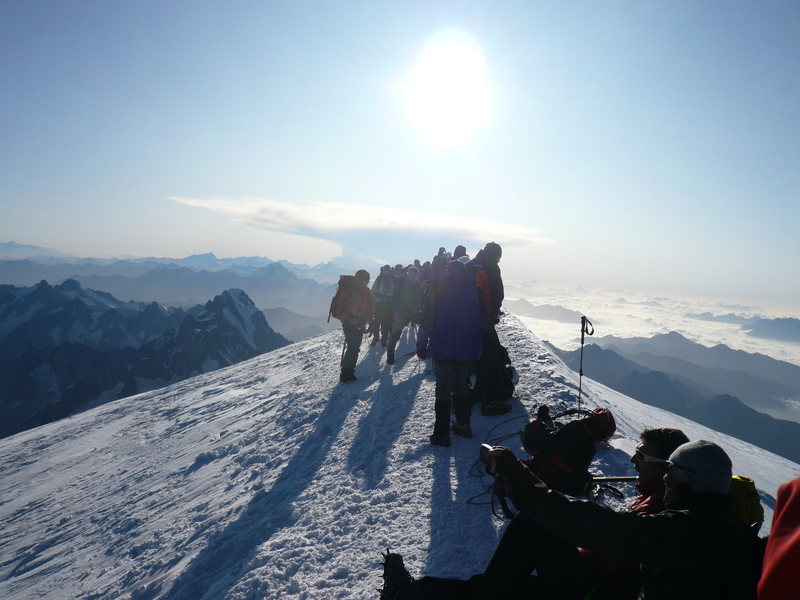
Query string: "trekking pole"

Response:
xmin=577 ymin=316 xmax=594 ymax=411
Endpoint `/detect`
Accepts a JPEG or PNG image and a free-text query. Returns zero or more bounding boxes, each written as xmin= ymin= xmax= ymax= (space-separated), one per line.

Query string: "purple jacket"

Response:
xmin=420 ymin=262 xmax=483 ymax=361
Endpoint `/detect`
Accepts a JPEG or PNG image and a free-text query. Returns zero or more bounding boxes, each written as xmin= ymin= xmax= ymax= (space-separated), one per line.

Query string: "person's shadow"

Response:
xmin=347 ymin=367 xmax=424 ymax=489
xmin=423 ymin=442 xmax=501 ymax=579
xmin=161 ymin=383 xmax=364 ymax=600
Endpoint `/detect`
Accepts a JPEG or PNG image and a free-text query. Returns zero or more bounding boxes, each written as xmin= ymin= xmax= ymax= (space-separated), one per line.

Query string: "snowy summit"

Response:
xmin=1 ymin=315 xmax=798 ymax=599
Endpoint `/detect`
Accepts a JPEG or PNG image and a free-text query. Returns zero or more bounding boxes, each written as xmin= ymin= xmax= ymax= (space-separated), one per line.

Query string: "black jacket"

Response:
xmin=505 ymin=466 xmax=758 ymax=600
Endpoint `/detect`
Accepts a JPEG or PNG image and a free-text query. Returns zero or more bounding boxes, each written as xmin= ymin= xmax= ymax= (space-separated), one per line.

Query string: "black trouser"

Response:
xmin=373 ymin=300 xmax=392 ymax=344
xmin=476 ymin=327 xmax=502 ymax=409
xmin=341 ymin=323 xmax=363 ymax=372
xmin=414 ymin=512 xmax=593 ymax=600
xmin=433 ymin=359 xmax=470 ymax=435
xmin=478 ymin=512 xmax=592 ymax=600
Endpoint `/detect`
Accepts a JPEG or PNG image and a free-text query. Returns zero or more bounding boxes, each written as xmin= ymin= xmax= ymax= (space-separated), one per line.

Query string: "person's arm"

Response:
xmin=492 ymin=447 xmax=678 ymax=563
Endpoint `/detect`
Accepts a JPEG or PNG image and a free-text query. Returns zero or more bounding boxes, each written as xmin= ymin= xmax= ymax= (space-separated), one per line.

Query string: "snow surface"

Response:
xmin=1 ymin=315 xmax=798 ymax=600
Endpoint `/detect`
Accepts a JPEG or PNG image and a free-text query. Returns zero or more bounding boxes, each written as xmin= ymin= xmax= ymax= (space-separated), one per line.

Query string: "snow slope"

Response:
xmin=1 ymin=315 xmax=798 ymax=599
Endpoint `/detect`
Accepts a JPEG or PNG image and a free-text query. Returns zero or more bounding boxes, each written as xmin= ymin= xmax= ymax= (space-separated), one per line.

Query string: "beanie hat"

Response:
xmin=354 ymin=269 xmax=370 ymax=282
xmin=668 ymin=440 xmax=732 ymax=495
xmin=484 ymin=242 xmax=502 ymax=261
xmin=453 ymin=245 xmax=467 ymax=259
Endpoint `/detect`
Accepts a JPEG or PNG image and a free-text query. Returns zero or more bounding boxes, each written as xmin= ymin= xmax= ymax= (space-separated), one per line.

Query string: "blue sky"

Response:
xmin=2 ymin=1 xmax=798 ymax=304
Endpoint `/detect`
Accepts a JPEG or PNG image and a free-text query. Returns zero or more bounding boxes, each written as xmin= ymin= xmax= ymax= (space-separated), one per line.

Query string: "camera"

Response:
xmin=479 ymin=443 xmax=494 ymax=466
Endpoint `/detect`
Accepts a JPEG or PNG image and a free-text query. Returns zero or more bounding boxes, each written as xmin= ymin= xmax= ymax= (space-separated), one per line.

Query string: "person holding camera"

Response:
xmin=383 ymin=436 xmax=758 ymax=600
xmin=481 ymin=427 xmax=689 ymax=599
xmin=481 ymin=439 xmax=757 ymax=600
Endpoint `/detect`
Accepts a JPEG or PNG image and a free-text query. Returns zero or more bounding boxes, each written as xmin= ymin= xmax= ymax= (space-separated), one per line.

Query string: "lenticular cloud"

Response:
xmin=170 ymin=196 xmax=553 ymax=247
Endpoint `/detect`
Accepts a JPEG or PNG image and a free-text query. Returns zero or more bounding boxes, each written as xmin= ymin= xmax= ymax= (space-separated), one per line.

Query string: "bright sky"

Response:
xmin=2 ymin=1 xmax=798 ymax=305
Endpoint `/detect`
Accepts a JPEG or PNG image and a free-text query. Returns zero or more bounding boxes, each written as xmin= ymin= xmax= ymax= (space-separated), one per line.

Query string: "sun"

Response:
xmin=401 ymin=32 xmax=491 ymax=148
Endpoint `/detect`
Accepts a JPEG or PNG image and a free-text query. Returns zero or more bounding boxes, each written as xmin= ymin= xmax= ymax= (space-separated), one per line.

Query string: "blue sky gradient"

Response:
xmin=2 ymin=1 xmax=798 ymax=304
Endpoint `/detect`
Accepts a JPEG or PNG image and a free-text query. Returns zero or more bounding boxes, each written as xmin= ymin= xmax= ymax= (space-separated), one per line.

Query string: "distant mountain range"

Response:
xmin=0 ymin=250 xmax=373 ymax=323
xmin=744 ymin=317 xmax=800 ymax=343
xmin=0 ymin=257 xmax=336 ymax=318
xmin=504 ymin=298 xmax=584 ymax=323
xmin=686 ymin=310 xmax=800 ymax=343
xmin=551 ymin=333 xmax=800 ymax=462
xmin=595 ymin=331 xmax=800 ymax=397
xmin=0 ymin=241 xmax=73 ymax=259
xmin=0 ymin=280 xmax=290 ymax=439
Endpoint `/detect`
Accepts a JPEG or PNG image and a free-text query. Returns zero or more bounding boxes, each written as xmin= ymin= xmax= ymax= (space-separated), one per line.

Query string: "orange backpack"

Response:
xmin=328 ymin=275 xmax=355 ymax=322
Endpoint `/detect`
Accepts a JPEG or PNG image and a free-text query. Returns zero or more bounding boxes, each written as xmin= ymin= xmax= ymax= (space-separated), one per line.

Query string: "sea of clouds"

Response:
xmin=506 ymin=282 xmax=800 ymax=368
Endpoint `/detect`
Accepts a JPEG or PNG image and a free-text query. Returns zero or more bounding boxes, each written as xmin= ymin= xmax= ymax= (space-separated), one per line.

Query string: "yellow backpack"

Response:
xmin=728 ymin=475 xmax=764 ymax=532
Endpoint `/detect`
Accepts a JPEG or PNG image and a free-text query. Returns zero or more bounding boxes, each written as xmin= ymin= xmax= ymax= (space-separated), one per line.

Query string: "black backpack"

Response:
xmin=521 ymin=415 xmax=597 ymax=496
xmin=473 ymin=329 xmax=516 ymax=405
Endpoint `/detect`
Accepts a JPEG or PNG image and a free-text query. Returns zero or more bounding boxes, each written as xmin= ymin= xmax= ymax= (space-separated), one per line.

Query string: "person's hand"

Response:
xmin=488 ymin=446 xmax=521 ymax=477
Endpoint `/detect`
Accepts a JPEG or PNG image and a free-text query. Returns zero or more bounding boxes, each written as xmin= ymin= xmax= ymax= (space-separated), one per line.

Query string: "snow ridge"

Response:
xmin=0 ymin=315 xmax=798 ymax=599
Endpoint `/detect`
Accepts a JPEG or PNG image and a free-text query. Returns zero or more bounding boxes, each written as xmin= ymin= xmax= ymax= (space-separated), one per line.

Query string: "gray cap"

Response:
xmin=668 ymin=440 xmax=732 ymax=495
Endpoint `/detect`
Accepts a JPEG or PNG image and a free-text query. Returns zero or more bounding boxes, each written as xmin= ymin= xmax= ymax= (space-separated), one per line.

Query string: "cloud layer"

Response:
xmin=170 ymin=196 xmax=553 ymax=248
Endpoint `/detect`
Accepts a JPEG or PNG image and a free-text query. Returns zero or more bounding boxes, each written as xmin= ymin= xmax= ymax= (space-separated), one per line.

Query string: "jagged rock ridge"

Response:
xmin=0 ymin=281 xmax=289 ymax=438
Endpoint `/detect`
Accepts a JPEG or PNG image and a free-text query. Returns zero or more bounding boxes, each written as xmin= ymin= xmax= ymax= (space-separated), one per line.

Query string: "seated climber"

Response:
xmin=382 ymin=438 xmax=759 ymax=600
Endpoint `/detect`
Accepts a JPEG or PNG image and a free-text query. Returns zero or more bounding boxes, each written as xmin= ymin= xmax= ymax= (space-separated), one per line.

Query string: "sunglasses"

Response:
xmin=666 ymin=460 xmax=697 ymax=474
xmin=632 ymin=445 xmax=669 ymax=464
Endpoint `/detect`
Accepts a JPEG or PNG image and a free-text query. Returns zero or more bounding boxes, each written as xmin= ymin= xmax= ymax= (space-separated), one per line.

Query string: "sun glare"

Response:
xmin=402 ymin=32 xmax=491 ymax=148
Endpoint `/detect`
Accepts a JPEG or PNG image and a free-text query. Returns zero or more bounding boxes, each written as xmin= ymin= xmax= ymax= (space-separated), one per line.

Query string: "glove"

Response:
xmin=416 ymin=348 xmax=428 ymax=360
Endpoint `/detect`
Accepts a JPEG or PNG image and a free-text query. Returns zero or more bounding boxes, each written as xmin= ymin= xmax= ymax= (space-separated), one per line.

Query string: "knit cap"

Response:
xmin=668 ymin=440 xmax=732 ymax=495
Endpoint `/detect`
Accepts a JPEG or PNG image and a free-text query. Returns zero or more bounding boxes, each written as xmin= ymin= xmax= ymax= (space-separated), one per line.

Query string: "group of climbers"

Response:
xmin=382 ymin=431 xmax=788 ymax=599
xmin=331 ymin=245 xmax=799 ymax=599
xmin=330 ymin=243 xmax=513 ymax=430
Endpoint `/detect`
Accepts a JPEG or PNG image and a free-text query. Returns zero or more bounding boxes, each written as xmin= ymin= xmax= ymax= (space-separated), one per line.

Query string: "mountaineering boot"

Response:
xmin=451 ymin=422 xmax=473 ymax=438
xmin=340 ymin=368 xmax=357 ymax=383
xmin=381 ymin=551 xmax=415 ymax=600
xmin=429 ymin=434 xmax=452 ymax=447
xmin=453 ymin=394 xmax=472 ymax=433
xmin=432 ymin=400 xmax=452 ymax=437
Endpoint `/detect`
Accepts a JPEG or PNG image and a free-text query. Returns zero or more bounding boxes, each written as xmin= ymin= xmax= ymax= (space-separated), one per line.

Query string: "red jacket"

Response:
xmin=758 ymin=477 xmax=800 ymax=599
